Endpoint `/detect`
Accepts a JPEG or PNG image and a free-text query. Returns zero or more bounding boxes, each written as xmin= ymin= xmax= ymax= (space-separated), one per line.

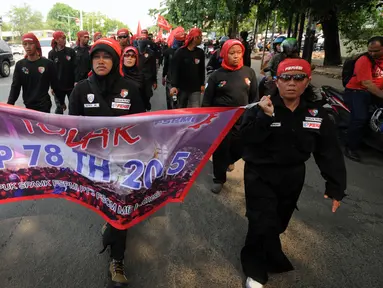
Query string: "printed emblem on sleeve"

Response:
xmin=218 ymin=81 xmax=227 ymax=88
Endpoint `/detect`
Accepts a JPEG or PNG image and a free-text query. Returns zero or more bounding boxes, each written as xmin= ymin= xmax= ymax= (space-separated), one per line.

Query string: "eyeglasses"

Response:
xmin=124 ymin=53 xmax=136 ymax=58
xmin=277 ymin=74 xmax=308 ymax=82
xmin=118 ymin=35 xmax=128 ymax=39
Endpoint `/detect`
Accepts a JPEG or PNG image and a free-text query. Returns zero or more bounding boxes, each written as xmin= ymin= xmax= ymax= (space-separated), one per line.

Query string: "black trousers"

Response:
xmin=102 ymin=224 xmax=127 ymax=261
xmin=241 ymin=163 xmax=305 ymax=284
xmin=212 ymin=129 xmax=243 ymax=184
xmin=54 ymin=89 xmax=73 ymax=114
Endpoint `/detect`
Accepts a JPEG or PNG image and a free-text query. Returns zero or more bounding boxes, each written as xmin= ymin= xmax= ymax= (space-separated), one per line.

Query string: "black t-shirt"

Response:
xmin=202 ymin=66 xmax=258 ymax=107
xmin=69 ymin=76 xmax=146 ymax=117
xmin=171 ymin=47 xmax=205 ymax=92
xmin=8 ymin=57 xmax=59 ymax=112
xmin=48 ymin=47 xmax=76 ymax=90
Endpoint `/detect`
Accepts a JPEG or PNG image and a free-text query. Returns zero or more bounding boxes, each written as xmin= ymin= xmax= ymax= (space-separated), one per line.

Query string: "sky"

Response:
xmin=0 ymin=0 xmax=162 ymax=31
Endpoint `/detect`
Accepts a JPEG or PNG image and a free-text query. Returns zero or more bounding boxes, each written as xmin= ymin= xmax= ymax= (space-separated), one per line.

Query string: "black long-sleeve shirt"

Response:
xmin=74 ymin=45 xmax=91 ymax=83
xmin=138 ymin=50 xmax=157 ymax=85
xmin=240 ymin=93 xmax=347 ymax=201
xmin=242 ymin=40 xmax=252 ymax=67
xmin=162 ymin=47 xmax=176 ymax=81
xmin=48 ymin=47 xmax=76 ymax=90
xmin=171 ymin=46 xmax=205 ymax=92
xmin=8 ymin=57 xmax=59 ymax=112
xmin=202 ymin=67 xmax=258 ymax=108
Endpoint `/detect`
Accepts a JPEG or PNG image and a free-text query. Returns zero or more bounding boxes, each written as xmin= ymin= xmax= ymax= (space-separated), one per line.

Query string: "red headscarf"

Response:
xmin=76 ymin=30 xmax=89 ymax=46
xmin=182 ymin=28 xmax=202 ymax=48
xmin=51 ymin=31 xmax=65 ymax=48
xmin=21 ymin=33 xmax=42 ymax=58
xmin=277 ymin=58 xmax=312 ymax=77
xmin=93 ymin=32 xmax=102 ymax=42
xmin=167 ymin=26 xmax=185 ymax=47
xmin=117 ymin=28 xmax=130 ymax=37
xmin=120 ymin=46 xmax=139 ymax=69
xmin=220 ymin=39 xmax=245 ymax=71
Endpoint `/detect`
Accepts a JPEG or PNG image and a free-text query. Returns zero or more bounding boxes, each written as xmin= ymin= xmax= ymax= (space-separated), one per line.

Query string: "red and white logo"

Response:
xmin=38 ymin=67 xmax=45 ymax=74
xmin=195 ymin=58 xmax=200 ymax=64
xmin=303 ymin=121 xmax=321 ymax=129
xmin=120 ymin=89 xmax=129 ymax=98
xmin=112 ymin=102 xmax=131 ymax=110
xmin=245 ymin=78 xmax=251 ymax=86
xmin=66 ymin=55 xmax=71 ymax=61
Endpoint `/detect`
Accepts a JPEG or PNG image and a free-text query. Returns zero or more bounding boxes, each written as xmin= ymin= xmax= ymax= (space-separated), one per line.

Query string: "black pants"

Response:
xmin=212 ymin=129 xmax=243 ymax=184
xmin=344 ymin=89 xmax=371 ymax=150
xmin=241 ymin=163 xmax=305 ymax=284
xmin=54 ymin=89 xmax=73 ymax=114
xmin=102 ymin=224 xmax=127 ymax=261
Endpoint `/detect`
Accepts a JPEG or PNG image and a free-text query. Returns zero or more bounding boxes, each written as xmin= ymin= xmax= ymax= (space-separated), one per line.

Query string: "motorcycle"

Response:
xmin=321 ymin=85 xmax=383 ymax=152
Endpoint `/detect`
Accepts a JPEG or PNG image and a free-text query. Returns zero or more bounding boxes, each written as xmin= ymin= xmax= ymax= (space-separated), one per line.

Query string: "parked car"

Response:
xmin=0 ymin=40 xmax=15 ymax=77
xmin=11 ymin=44 xmax=24 ymax=55
xmin=39 ymin=38 xmax=53 ymax=58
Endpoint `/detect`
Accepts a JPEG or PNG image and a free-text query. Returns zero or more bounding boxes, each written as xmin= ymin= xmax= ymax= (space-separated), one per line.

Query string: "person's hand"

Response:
xmin=170 ymin=87 xmax=178 ymax=96
xmin=258 ymin=95 xmax=274 ymax=117
xmin=153 ymin=83 xmax=158 ymax=90
xmin=162 ymin=77 xmax=166 ymax=86
xmin=201 ymin=85 xmax=205 ymax=93
xmin=61 ymin=104 xmax=67 ymax=112
xmin=324 ymin=195 xmax=341 ymax=213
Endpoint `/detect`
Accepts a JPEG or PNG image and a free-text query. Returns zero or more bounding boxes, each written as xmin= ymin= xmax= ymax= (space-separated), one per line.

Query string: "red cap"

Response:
xmin=21 ymin=33 xmax=42 ymax=57
xmin=52 ymin=31 xmax=65 ymax=48
xmin=76 ymin=30 xmax=89 ymax=46
xmin=117 ymin=28 xmax=130 ymax=37
xmin=93 ymin=32 xmax=102 ymax=41
xmin=90 ymin=38 xmax=123 ymax=76
xmin=277 ymin=58 xmax=312 ymax=77
xmin=182 ymin=28 xmax=202 ymax=48
xmin=121 ymin=46 xmax=139 ymax=70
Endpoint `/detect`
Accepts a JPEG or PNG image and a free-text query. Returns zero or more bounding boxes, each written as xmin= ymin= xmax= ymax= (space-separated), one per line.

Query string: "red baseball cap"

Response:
xmin=277 ymin=58 xmax=312 ymax=77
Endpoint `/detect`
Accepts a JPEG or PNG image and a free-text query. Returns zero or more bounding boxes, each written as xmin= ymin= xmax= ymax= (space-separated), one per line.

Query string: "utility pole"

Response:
xmin=0 ymin=16 xmax=3 ymax=40
xmin=58 ymin=14 xmax=77 ymax=42
xmin=80 ymin=10 xmax=83 ymax=31
xmin=302 ymin=10 xmax=316 ymax=63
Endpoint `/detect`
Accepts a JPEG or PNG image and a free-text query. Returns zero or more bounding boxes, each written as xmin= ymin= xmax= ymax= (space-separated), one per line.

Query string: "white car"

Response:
xmin=39 ymin=38 xmax=53 ymax=58
xmin=11 ymin=45 xmax=24 ymax=55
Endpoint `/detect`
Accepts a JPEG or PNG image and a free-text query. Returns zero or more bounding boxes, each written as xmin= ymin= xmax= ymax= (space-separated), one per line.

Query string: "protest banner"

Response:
xmin=0 ymin=104 xmax=244 ymax=229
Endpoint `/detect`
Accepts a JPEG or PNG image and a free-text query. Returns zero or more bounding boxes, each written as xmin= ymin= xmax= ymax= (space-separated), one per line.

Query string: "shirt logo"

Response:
xmin=22 ymin=67 xmax=29 ymax=74
xmin=303 ymin=121 xmax=321 ymax=129
xmin=38 ymin=67 xmax=45 ymax=74
xmin=218 ymin=81 xmax=227 ymax=88
xmin=305 ymin=117 xmax=322 ymax=122
xmin=195 ymin=58 xmax=200 ymax=64
xmin=114 ymin=98 xmax=130 ymax=103
xmin=270 ymin=122 xmax=281 ymax=127
xmin=87 ymin=94 xmax=95 ymax=103
xmin=120 ymin=89 xmax=129 ymax=98
xmin=308 ymin=109 xmax=319 ymax=116
xmin=144 ymin=53 xmax=149 ymax=58
xmin=245 ymin=78 xmax=251 ymax=86
xmin=54 ymin=58 xmax=59 ymax=63
xmin=66 ymin=56 xmax=71 ymax=61
xmin=111 ymin=102 xmax=131 ymax=110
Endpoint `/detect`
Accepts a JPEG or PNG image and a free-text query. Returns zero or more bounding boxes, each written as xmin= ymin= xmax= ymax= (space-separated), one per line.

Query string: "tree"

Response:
xmin=8 ymin=4 xmax=44 ymax=36
xmin=47 ymin=3 xmax=79 ymax=40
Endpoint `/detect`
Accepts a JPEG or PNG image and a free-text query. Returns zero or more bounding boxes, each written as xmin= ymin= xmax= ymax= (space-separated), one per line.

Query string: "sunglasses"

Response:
xmin=124 ymin=53 xmax=136 ymax=58
xmin=277 ymin=74 xmax=308 ymax=82
xmin=118 ymin=35 xmax=128 ymax=39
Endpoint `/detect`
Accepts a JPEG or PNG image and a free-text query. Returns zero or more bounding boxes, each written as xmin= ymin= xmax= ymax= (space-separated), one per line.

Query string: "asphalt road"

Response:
xmin=0 ymin=57 xmax=382 ymax=288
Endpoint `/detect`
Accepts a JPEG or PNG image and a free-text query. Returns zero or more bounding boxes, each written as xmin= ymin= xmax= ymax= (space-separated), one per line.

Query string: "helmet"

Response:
xmin=219 ymin=36 xmax=230 ymax=46
xmin=281 ymin=38 xmax=299 ymax=56
xmin=273 ymin=36 xmax=286 ymax=45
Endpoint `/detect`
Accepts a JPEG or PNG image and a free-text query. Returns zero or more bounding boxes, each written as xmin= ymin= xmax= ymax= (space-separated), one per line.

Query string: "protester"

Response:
xmin=344 ymin=36 xmax=383 ymax=162
xmin=240 ymin=31 xmax=252 ymax=67
xmin=206 ymin=36 xmax=229 ymax=73
xmin=93 ymin=32 xmax=102 ymax=42
xmin=121 ymin=46 xmax=151 ymax=110
xmin=48 ymin=31 xmax=76 ymax=114
xmin=202 ymin=39 xmax=258 ymax=194
xmin=137 ymin=37 xmax=158 ymax=107
xmin=240 ymin=58 xmax=346 ymax=288
xmin=170 ymin=28 xmax=205 ymax=108
xmin=69 ymin=38 xmax=146 ymax=287
xmin=163 ymin=29 xmax=186 ymax=109
xmin=117 ymin=28 xmax=130 ymax=50
xmin=8 ymin=33 xmax=59 ymax=113
xmin=74 ymin=30 xmax=91 ymax=84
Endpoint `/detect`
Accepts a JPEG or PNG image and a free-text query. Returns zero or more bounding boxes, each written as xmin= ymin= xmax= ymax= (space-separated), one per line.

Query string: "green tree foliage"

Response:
xmin=7 ymin=4 xmax=44 ymax=36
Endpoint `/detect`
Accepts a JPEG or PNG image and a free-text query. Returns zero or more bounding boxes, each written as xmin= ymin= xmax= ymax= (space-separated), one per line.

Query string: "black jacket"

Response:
xmin=48 ymin=47 xmax=76 ymax=90
xmin=123 ymin=66 xmax=151 ymax=111
xmin=206 ymin=49 xmax=222 ymax=72
xmin=138 ymin=50 xmax=157 ymax=85
xmin=162 ymin=47 xmax=176 ymax=82
xmin=242 ymin=40 xmax=252 ymax=67
xmin=240 ymin=92 xmax=347 ymax=201
xmin=69 ymin=76 xmax=146 ymax=116
xmin=74 ymin=45 xmax=91 ymax=83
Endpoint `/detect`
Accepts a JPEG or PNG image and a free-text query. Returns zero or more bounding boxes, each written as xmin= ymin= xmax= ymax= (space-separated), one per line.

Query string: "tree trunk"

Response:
xmin=287 ymin=12 xmax=293 ymax=37
xmin=322 ymin=9 xmax=342 ymax=66
xmin=297 ymin=12 xmax=306 ymax=54
xmin=292 ymin=13 xmax=299 ymax=38
xmin=302 ymin=12 xmax=315 ymax=63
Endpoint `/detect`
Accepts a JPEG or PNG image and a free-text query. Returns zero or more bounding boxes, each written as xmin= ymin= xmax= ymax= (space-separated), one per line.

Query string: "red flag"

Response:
xmin=136 ymin=21 xmax=142 ymax=37
xmin=157 ymin=15 xmax=172 ymax=31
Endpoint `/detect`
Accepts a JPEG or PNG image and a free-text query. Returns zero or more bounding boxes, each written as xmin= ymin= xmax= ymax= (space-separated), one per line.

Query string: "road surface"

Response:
xmin=0 ymin=57 xmax=382 ymax=288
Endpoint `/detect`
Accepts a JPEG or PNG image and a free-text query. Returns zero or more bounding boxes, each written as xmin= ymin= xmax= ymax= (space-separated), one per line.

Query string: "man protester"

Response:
xmin=74 ymin=30 xmax=91 ymax=84
xmin=170 ymin=28 xmax=205 ymax=108
xmin=117 ymin=28 xmax=130 ymax=50
xmin=240 ymin=31 xmax=252 ymax=67
xmin=93 ymin=32 xmax=102 ymax=43
xmin=344 ymin=36 xmax=383 ymax=162
xmin=48 ymin=31 xmax=76 ymax=114
xmin=8 ymin=33 xmax=59 ymax=113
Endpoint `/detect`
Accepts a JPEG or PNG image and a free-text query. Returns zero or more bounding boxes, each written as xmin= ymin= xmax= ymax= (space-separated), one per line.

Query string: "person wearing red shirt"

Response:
xmin=345 ymin=36 xmax=383 ymax=162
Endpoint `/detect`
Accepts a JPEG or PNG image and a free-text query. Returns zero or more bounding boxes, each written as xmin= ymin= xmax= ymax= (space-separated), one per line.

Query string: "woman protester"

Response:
xmin=202 ymin=39 xmax=258 ymax=194
xmin=240 ymin=58 xmax=347 ymax=288
xmin=121 ymin=46 xmax=151 ymax=111
xmin=69 ymin=38 xmax=146 ymax=287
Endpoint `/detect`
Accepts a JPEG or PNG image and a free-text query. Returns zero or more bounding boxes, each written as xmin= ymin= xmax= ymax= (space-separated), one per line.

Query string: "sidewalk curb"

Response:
xmin=312 ymin=70 xmax=342 ymax=80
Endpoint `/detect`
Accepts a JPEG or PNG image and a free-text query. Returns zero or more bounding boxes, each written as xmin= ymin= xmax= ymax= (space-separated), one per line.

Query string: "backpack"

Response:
xmin=342 ymin=52 xmax=375 ymax=87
